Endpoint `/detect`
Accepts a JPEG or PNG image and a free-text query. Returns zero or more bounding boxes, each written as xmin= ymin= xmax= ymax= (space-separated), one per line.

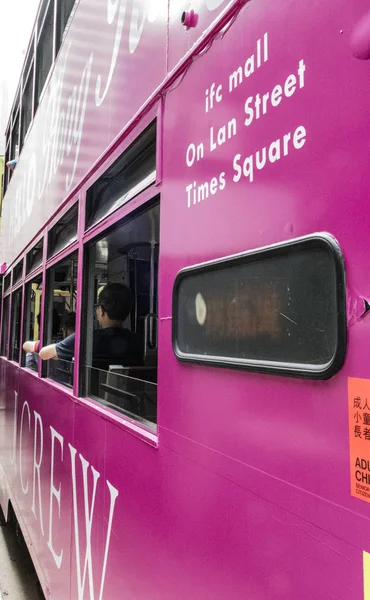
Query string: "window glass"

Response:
xmin=35 ymin=0 xmax=54 ymax=106
xmin=1 ymin=296 xmax=10 ymax=357
xmin=48 ymin=204 xmax=78 ymax=259
xmin=86 ymin=121 xmax=157 ymax=229
xmin=23 ymin=275 xmax=42 ymax=371
xmin=24 ymin=35 xmax=35 ymax=76
xmin=13 ymin=260 xmax=23 ymax=286
xmin=56 ymin=0 xmax=76 ymax=54
xmin=26 ymin=238 xmax=43 ymax=274
xmin=173 ymin=236 xmax=346 ymax=378
xmin=3 ymin=273 xmax=11 ymax=293
xmin=10 ymin=289 xmax=22 ymax=363
xmin=21 ymin=63 xmax=34 ymax=146
xmin=10 ymin=110 xmax=20 ymax=178
xmin=44 ymin=253 xmax=77 ymax=386
xmin=37 ymin=0 xmax=50 ymax=33
xmin=3 ymin=140 xmax=10 ymax=197
xmin=82 ymin=203 xmax=159 ymax=429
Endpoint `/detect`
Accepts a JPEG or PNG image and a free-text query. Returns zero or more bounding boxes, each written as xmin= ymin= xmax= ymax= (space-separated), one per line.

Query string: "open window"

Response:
xmin=82 ymin=202 xmax=159 ymax=429
xmin=23 ymin=274 xmax=42 ymax=371
xmin=43 ymin=252 xmax=77 ymax=386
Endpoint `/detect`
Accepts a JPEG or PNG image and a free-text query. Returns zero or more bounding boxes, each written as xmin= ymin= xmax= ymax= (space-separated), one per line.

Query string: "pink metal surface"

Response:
xmin=1 ymin=0 xmax=370 ymax=598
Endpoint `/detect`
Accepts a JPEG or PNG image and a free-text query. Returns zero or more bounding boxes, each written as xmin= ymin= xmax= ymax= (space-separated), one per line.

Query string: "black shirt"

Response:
xmin=55 ymin=327 xmax=143 ymax=365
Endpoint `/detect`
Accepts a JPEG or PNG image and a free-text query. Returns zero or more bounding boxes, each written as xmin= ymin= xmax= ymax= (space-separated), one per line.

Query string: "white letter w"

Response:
xmin=69 ymin=445 xmax=119 ymax=600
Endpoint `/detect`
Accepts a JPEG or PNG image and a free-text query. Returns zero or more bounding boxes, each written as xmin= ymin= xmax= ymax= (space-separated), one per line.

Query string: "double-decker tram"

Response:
xmin=1 ymin=0 xmax=370 ymax=598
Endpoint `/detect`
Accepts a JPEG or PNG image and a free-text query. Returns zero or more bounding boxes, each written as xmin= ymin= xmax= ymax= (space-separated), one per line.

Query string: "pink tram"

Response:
xmin=1 ymin=0 xmax=370 ymax=598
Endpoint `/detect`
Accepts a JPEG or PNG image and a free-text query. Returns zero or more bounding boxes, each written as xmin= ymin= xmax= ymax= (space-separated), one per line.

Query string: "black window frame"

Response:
xmin=172 ymin=233 xmax=347 ymax=380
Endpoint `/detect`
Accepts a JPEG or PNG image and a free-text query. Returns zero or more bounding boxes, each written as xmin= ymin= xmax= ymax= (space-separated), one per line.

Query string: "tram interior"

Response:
xmin=85 ymin=203 xmax=159 ymax=428
xmin=36 ymin=203 xmax=159 ymax=428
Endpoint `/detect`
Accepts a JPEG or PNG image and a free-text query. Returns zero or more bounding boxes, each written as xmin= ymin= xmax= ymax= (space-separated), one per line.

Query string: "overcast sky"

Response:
xmin=0 ymin=0 xmax=40 ymax=153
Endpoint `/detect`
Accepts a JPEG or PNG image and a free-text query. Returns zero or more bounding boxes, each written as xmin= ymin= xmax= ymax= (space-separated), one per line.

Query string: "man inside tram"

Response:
xmin=37 ymin=282 xmax=143 ymax=365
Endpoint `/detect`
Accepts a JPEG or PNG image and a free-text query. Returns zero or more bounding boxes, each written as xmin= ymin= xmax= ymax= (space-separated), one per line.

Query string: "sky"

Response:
xmin=0 ymin=0 xmax=40 ymax=154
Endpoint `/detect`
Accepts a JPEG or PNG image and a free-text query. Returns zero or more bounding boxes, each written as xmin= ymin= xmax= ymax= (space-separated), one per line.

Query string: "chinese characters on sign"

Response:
xmin=348 ymin=378 xmax=370 ymax=503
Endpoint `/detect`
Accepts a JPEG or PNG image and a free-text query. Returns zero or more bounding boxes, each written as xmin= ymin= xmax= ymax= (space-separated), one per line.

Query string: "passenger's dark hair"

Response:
xmin=64 ymin=312 xmax=76 ymax=332
xmin=98 ymin=283 xmax=132 ymax=322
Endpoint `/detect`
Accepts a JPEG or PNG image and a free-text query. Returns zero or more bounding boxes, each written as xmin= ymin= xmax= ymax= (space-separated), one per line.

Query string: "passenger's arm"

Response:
xmin=39 ymin=333 xmax=75 ymax=361
xmin=23 ymin=340 xmax=42 ymax=353
xmin=23 ymin=340 xmax=37 ymax=353
xmin=39 ymin=344 xmax=57 ymax=360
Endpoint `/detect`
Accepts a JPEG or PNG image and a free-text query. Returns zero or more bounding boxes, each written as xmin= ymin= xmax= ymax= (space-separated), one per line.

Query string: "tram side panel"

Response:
xmin=160 ymin=0 xmax=370 ymax=596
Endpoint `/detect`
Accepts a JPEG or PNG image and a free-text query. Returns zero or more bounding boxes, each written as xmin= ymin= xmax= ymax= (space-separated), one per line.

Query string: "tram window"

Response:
xmin=21 ymin=63 xmax=34 ymax=146
xmin=26 ymin=238 xmax=43 ymax=274
xmin=35 ymin=0 xmax=54 ymax=106
xmin=3 ymin=139 xmax=10 ymax=197
xmin=22 ymin=275 xmax=42 ymax=371
xmin=56 ymin=0 xmax=76 ymax=54
xmin=1 ymin=296 xmax=10 ymax=357
xmin=13 ymin=260 xmax=23 ymax=286
xmin=82 ymin=202 xmax=159 ymax=429
xmin=173 ymin=235 xmax=346 ymax=379
xmin=37 ymin=0 xmax=50 ymax=33
xmin=43 ymin=252 xmax=77 ymax=386
xmin=48 ymin=204 xmax=78 ymax=259
xmin=10 ymin=289 xmax=22 ymax=363
xmin=3 ymin=273 xmax=11 ymax=293
xmin=85 ymin=121 xmax=157 ymax=229
xmin=24 ymin=35 xmax=35 ymax=78
xmin=10 ymin=111 xmax=20 ymax=179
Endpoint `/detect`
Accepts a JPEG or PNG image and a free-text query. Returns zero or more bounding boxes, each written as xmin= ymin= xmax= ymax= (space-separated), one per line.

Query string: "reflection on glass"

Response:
xmin=86 ymin=365 xmax=156 ymax=429
xmin=45 ymin=253 xmax=77 ymax=385
xmin=83 ymin=203 xmax=159 ymax=429
xmin=23 ymin=276 xmax=42 ymax=371
xmin=10 ymin=290 xmax=22 ymax=363
xmin=176 ymin=241 xmax=340 ymax=368
xmin=1 ymin=296 xmax=10 ymax=356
